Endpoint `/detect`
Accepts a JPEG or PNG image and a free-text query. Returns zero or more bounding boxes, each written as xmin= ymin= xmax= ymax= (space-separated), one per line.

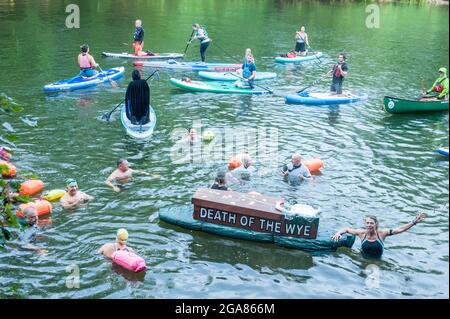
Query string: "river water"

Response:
xmin=0 ymin=0 xmax=448 ymax=298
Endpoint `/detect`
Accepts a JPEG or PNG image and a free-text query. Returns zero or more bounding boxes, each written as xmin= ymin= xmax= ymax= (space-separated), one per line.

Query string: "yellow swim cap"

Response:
xmin=116 ymin=228 xmax=129 ymax=242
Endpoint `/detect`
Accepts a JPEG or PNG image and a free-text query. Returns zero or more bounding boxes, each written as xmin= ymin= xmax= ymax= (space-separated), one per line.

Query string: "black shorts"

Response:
xmin=330 ymin=79 xmax=344 ymax=94
xmin=295 ymin=42 xmax=306 ymax=52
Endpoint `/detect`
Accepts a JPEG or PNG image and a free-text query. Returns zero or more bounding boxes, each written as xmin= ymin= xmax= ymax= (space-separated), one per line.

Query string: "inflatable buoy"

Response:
xmin=0 ymin=160 xmax=16 ymax=177
xmin=43 ymin=189 xmax=66 ymax=202
xmin=112 ymin=250 xmax=147 ymax=273
xmin=16 ymin=199 xmax=52 ymax=218
xmin=202 ymin=130 xmax=215 ymax=143
xmin=227 ymin=153 xmax=248 ymax=171
xmin=304 ymin=158 xmax=324 ymax=173
xmin=19 ymin=180 xmax=45 ymax=196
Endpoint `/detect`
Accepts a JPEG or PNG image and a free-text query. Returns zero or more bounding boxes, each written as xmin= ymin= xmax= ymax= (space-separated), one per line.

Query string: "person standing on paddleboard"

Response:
xmin=423 ymin=67 xmax=449 ymax=100
xmin=78 ymin=44 xmax=99 ymax=78
xmin=189 ymin=23 xmax=212 ymax=62
xmin=133 ymin=19 xmax=152 ymax=56
xmin=295 ymin=26 xmax=310 ymax=56
xmin=330 ymin=53 xmax=348 ymax=96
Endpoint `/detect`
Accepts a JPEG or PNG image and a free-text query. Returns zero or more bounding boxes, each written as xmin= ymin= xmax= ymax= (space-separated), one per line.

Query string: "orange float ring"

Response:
xmin=304 ymin=158 xmax=324 ymax=173
xmin=19 ymin=180 xmax=45 ymax=196
xmin=0 ymin=160 xmax=17 ymax=177
xmin=16 ymin=199 xmax=52 ymax=218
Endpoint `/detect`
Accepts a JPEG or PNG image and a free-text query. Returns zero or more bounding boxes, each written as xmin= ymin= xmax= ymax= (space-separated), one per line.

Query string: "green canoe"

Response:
xmin=383 ymin=96 xmax=449 ymax=114
xmin=170 ymin=78 xmax=272 ymax=94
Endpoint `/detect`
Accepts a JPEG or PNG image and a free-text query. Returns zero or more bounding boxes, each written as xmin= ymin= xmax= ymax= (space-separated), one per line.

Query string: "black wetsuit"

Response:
xmin=125 ymin=79 xmax=150 ymax=125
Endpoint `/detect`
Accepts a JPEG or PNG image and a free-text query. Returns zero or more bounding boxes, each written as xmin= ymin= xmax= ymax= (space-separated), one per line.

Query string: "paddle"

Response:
xmin=182 ymin=30 xmax=195 ymax=60
xmin=101 ymin=70 xmax=159 ymax=121
xmin=212 ymin=41 xmax=239 ymax=63
xmin=98 ymin=65 xmax=117 ymax=88
xmin=296 ymin=69 xmax=332 ymax=93
xmin=225 ymin=72 xmax=273 ymax=94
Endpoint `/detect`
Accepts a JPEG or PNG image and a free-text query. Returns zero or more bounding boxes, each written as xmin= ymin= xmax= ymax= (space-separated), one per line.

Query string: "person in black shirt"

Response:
xmin=330 ymin=52 xmax=349 ymax=95
xmin=133 ymin=19 xmax=153 ymax=56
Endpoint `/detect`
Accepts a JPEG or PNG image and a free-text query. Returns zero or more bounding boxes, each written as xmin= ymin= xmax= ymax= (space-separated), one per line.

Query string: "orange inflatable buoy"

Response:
xmin=227 ymin=153 xmax=249 ymax=171
xmin=16 ymin=199 xmax=52 ymax=218
xmin=304 ymin=158 xmax=324 ymax=173
xmin=19 ymin=180 xmax=45 ymax=196
xmin=0 ymin=160 xmax=17 ymax=177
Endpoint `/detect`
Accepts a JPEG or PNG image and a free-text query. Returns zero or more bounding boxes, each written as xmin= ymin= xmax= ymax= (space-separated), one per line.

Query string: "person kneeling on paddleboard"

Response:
xmin=235 ymin=53 xmax=256 ymax=89
xmin=125 ymin=70 xmax=150 ymax=125
xmin=423 ymin=67 xmax=449 ymax=100
xmin=78 ymin=44 xmax=99 ymax=78
xmin=330 ymin=52 xmax=348 ymax=96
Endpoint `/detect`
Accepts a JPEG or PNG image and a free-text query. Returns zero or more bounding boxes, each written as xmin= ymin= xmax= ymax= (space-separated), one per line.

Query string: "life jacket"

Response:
xmin=433 ymin=77 xmax=447 ymax=93
xmin=333 ymin=63 xmax=342 ymax=77
xmin=242 ymin=61 xmax=252 ymax=79
xmin=79 ymin=53 xmax=92 ymax=69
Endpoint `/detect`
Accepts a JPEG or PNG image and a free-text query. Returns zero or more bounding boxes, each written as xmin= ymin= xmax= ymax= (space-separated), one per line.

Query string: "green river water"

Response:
xmin=0 ymin=0 xmax=448 ymax=298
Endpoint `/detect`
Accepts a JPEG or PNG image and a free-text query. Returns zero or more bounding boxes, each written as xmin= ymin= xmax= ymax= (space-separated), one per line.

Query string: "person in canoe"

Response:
xmin=189 ymin=23 xmax=212 ymax=62
xmin=422 ymin=67 xmax=449 ymax=100
xmin=235 ymin=53 xmax=256 ymax=89
xmin=78 ymin=44 xmax=99 ymax=78
xmin=282 ymin=153 xmax=312 ymax=184
xmin=105 ymin=158 xmax=157 ymax=192
xmin=125 ymin=70 xmax=150 ymax=125
xmin=295 ymin=26 xmax=310 ymax=56
xmin=98 ymin=228 xmax=135 ymax=259
xmin=332 ymin=213 xmax=427 ymax=258
xmin=132 ymin=19 xmax=153 ymax=56
xmin=60 ymin=178 xmax=94 ymax=210
xmin=330 ymin=53 xmax=349 ymax=96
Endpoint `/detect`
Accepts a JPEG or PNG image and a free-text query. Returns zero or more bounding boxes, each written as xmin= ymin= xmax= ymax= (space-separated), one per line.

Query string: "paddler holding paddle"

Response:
xmin=125 ymin=70 xmax=150 ymax=125
xmin=78 ymin=44 xmax=99 ymax=78
xmin=189 ymin=23 xmax=212 ymax=62
xmin=330 ymin=53 xmax=349 ymax=96
xmin=235 ymin=52 xmax=257 ymax=89
xmin=422 ymin=67 xmax=449 ymax=100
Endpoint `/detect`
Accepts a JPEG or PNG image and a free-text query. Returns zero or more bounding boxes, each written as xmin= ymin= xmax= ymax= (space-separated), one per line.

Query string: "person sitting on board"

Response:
xmin=78 ymin=44 xmax=99 ymax=78
xmin=105 ymin=158 xmax=156 ymax=193
xmin=211 ymin=171 xmax=231 ymax=191
xmin=422 ymin=67 xmax=449 ymax=100
xmin=60 ymin=178 xmax=94 ymax=210
xmin=332 ymin=213 xmax=427 ymax=258
xmin=282 ymin=153 xmax=312 ymax=184
xmin=98 ymin=228 xmax=135 ymax=259
xmin=133 ymin=19 xmax=153 ymax=56
xmin=125 ymin=70 xmax=150 ymax=125
xmin=236 ymin=48 xmax=252 ymax=76
xmin=295 ymin=26 xmax=310 ymax=56
xmin=330 ymin=53 xmax=348 ymax=96
xmin=235 ymin=54 xmax=256 ymax=89
xmin=189 ymin=23 xmax=212 ymax=62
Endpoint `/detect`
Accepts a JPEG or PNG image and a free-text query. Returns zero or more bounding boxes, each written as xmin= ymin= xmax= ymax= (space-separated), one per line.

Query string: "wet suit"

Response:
xmin=125 ymin=72 xmax=150 ymax=125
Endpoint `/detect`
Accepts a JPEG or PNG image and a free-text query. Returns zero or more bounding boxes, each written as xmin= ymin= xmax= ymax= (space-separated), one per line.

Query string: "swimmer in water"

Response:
xmin=97 ymin=228 xmax=134 ymax=259
xmin=60 ymin=178 xmax=94 ymax=210
xmin=332 ymin=213 xmax=427 ymax=258
xmin=105 ymin=158 xmax=159 ymax=192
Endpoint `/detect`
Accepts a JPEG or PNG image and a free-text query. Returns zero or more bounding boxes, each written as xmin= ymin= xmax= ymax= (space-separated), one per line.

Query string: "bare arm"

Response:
xmin=105 ymin=171 xmax=120 ymax=192
xmin=131 ymin=169 xmax=160 ymax=178
xmin=380 ymin=213 xmax=427 ymax=240
xmin=305 ymin=34 xmax=310 ymax=47
xmin=332 ymin=227 xmax=366 ymax=241
xmin=89 ymin=55 xmax=99 ymax=68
